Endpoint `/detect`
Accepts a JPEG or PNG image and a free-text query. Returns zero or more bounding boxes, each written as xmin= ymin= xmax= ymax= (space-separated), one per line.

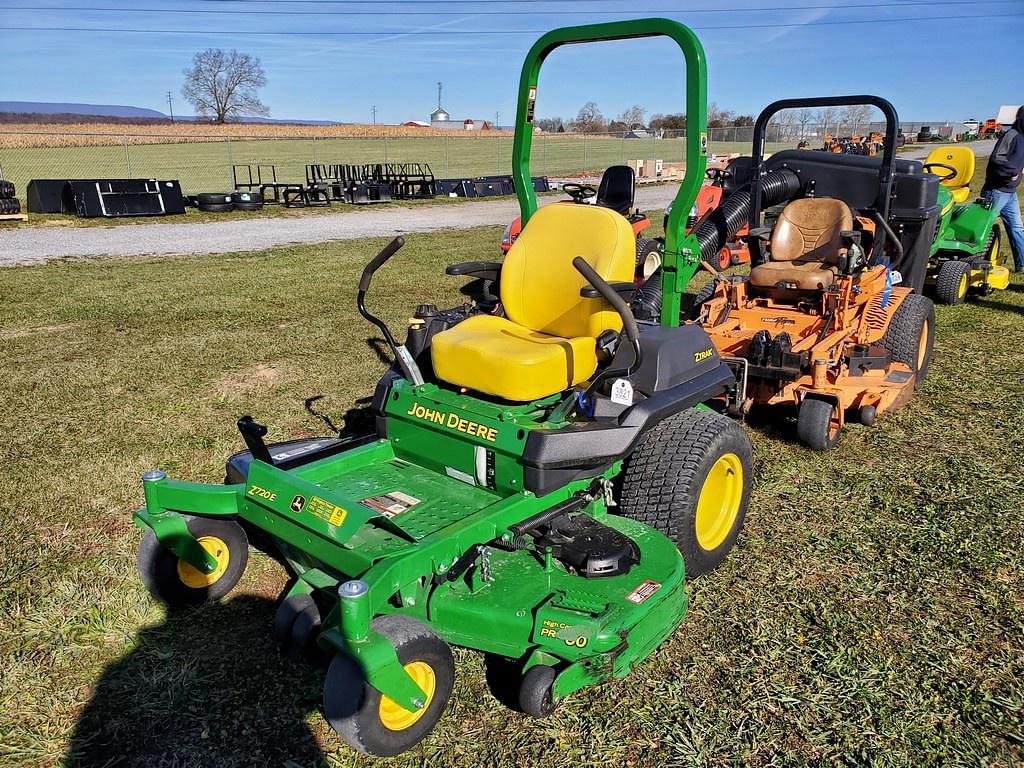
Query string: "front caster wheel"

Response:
xmin=324 ymin=615 xmax=454 ymax=757
xmin=137 ymin=516 xmax=248 ymax=607
xmin=797 ymin=396 xmax=842 ymax=451
xmin=273 ymin=593 xmax=324 ymax=661
xmin=519 ymin=665 xmax=557 ymax=718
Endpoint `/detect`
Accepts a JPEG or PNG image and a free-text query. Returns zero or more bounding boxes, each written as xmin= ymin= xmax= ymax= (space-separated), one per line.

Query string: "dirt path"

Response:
xmin=0 ymin=186 xmax=679 ymax=267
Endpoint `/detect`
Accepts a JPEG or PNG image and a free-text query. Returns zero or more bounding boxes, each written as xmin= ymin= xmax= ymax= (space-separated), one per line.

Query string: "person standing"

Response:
xmin=982 ymin=105 xmax=1024 ymax=272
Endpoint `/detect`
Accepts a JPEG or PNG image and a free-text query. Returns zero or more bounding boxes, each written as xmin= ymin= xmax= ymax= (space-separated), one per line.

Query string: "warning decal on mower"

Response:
xmin=625 ymin=580 xmax=661 ymax=604
xmin=307 ymin=496 xmax=348 ymax=527
xmin=360 ymin=490 xmax=421 ymax=519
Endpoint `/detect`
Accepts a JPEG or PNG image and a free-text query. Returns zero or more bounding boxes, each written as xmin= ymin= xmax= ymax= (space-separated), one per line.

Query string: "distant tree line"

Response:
xmin=535 ymin=101 xmax=879 ymax=136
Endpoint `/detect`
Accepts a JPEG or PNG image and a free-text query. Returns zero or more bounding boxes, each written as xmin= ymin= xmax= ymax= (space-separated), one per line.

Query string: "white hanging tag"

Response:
xmin=610 ymin=378 xmax=634 ymax=406
xmin=889 ymin=269 xmax=903 ymax=285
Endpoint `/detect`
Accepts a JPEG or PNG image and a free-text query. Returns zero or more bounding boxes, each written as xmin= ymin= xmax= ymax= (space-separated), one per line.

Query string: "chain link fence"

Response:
xmin=0 ymin=122 xmax=953 ymax=199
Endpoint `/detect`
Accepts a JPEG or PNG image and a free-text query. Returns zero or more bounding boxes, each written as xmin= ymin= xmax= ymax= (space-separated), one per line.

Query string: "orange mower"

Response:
xmin=687 ymin=96 xmax=936 ymax=450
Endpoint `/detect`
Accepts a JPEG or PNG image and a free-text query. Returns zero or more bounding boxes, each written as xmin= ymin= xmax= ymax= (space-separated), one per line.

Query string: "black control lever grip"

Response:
xmin=572 ymin=256 xmax=640 ymax=347
xmin=359 ymin=236 xmax=405 ymax=293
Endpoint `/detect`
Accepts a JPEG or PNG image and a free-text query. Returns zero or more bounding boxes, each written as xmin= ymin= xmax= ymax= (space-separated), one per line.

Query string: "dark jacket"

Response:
xmin=985 ymin=105 xmax=1024 ymax=193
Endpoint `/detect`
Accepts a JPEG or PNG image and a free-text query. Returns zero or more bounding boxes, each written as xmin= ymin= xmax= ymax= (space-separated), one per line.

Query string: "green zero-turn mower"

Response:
xmin=133 ymin=19 xmax=753 ymax=757
xmin=922 ymin=145 xmax=1009 ymax=304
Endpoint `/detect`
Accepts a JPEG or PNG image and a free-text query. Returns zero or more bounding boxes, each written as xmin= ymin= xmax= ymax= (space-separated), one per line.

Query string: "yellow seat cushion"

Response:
xmin=949 ymin=186 xmax=971 ymax=204
xmin=926 ymin=146 xmax=975 ymax=205
xmin=430 ymin=203 xmax=635 ymax=402
xmin=430 ymin=314 xmax=598 ymax=402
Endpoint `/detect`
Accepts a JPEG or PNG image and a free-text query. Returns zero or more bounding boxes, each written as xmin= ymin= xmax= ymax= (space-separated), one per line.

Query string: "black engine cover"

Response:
xmin=538 ymin=515 xmax=639 ymax=578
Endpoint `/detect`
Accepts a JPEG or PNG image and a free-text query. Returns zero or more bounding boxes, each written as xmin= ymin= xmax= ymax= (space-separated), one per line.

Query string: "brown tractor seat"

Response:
xmin=748 ymin=197 xmax=854 ymax=291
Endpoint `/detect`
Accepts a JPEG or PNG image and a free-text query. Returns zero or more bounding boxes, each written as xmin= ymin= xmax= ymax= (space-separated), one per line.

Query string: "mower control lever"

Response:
xmin=359 ymin=236 xmax=405 ymax=293
xmin=357 ymin=237 xmax=425 ymax=386
xmin=237 ymin=415 xmax=274 ymax=465
xmin=573 ymin=257 xmax=640 ymax=351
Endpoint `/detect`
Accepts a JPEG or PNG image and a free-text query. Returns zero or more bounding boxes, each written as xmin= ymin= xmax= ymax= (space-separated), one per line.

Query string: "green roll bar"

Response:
xmin=511 ymin=18 xmax=709 ymax=327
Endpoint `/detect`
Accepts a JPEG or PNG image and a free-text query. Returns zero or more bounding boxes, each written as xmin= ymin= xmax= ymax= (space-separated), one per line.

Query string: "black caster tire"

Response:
xmin=324 ymin=615 xmax=454 ymax=757
xmin=860 ymin=404 xmax=877 ymax=426
xmin=882 ymin=293 xmax=936 ymax=386
xmin=273 ymin=593 xmax=316 ymax=644
xmin=934 ymin=259 xmax=971 ymax=305
xmin=797 ymin=396 xmax=842 ymax=451
xmin=519 ymin=665 xmax=557 ymax=718
xmin=619 ymin=409 xmax=752 ymax=579
xmin=290 ymin=600 xmax=324 ymax=661
xmin=137 ymin=516 xmax=248 ymax=608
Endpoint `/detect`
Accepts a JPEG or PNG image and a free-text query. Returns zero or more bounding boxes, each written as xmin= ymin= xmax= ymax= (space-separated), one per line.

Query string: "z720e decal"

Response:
xmin=247 ymin=484 xmax=277 ymax=502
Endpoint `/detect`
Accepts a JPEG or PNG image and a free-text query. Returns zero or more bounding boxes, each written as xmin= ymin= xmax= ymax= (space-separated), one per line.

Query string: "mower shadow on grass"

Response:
xmin=64 ymin=595 xmax=326 ymax=768
xmin=971 ymin=297 xmax=1024 ymax=318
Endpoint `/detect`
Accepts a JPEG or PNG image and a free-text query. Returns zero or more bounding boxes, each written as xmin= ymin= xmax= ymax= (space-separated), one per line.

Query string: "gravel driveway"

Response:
xmin=0 ymin=185 xmax=679 ymax=267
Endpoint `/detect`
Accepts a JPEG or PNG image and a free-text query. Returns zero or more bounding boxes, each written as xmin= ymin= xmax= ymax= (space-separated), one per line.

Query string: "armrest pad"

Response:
xmin=445 ymin=261 xmax=503 ymax=278
xmin=747 ymin=227 xmax=772 ymax=242
xmin=580 ymin=281 xmax=636 ymax=299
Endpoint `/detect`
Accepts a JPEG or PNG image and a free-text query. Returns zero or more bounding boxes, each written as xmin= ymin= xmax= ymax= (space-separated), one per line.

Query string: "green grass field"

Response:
xmin=1 ymin=133 xmax=780 ymax=197
xmin=1 ymin=187 xmax=1022 ymax=766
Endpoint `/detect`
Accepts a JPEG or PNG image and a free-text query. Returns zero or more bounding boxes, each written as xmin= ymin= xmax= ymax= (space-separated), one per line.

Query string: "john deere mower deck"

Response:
xmin=921 ymin=146 xmax=1008 ymax=304
xmin=132 ymin=19 xmax=753 ymax=757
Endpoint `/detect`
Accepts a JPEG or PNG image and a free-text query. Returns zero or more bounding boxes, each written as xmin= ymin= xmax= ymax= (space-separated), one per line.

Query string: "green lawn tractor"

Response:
xmin=132 ymin=19 xmax=753 ymax=758
xmin=922 ymin=146 xmax=1008 ymax=304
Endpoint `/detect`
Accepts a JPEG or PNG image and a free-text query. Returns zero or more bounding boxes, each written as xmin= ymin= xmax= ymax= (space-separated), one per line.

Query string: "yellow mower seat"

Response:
xmin=431 ymin=203 xmax=635 ymax=402
xmin=926 ymin=146 xmax=975 ymax=204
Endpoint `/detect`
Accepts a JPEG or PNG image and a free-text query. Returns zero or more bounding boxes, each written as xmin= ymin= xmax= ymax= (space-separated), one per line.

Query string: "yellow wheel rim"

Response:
xmin=695 ymin=453 xmax=744 ymax=552
xmin=379 ymin=661 xmax=436 ymax=731
xmin=917 ymin=319 xmax=930 ymax=369
xmin=957 ymin=273 xmax=968 ymax=298
xmin=176 ymin=535 xmax=230 ymax=589
xmin=989 ymin=237 xmax=1001 ymax=267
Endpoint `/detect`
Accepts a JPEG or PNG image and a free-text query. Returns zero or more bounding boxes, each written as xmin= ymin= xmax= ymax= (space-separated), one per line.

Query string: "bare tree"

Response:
xmin=182 ymin=49 xmax=269 ymax=124
xmin=570 ymin=101 xmax=605 ymax=133
xmin=817 ymin=106 xmax=840 ymax=137
xmin=796 ymin=107 xmax=815 ymax=139
xmin=617 ymin=105 xmax=647 ymax=129
xmin=707 ymin=102 xmax=735 ymax=128
xmin=842 ymin=104 xmax=871 ymax=136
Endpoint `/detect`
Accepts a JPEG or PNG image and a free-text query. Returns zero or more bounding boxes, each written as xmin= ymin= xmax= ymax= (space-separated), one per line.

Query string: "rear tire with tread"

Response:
xmin=882 ymin=293 xmax=935 ymax=385
xmin=618 ymin=409 xmax=752 ymax=579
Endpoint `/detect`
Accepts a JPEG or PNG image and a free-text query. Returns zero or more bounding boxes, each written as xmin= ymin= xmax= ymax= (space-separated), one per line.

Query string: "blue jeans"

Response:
xmin=981 ymin=188 xmax=1024 ymax=271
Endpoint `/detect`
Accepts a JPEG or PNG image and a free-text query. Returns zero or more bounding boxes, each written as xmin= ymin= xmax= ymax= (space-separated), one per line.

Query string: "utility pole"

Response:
xmin=166 ymin=90 xmax=174 ymax=123
xmin=371 ymin=105 xmax=377 ymax=125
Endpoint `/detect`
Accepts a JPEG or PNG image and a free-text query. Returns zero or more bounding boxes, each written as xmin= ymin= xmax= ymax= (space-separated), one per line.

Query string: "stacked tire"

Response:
xmin=0 ymin=179 xmax=21 ymax=215
xmin=194 ymin=191 xmax=265 ymax=213
xmin=196 ymin=193 xmax=234 ymax=213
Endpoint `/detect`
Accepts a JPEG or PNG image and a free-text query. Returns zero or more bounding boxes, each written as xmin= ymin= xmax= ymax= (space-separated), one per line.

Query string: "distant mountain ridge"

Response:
xmin=0 ymin=101 xmax=342 ymax=125
xmin=0 ymin=101 xmax=167 ymax=118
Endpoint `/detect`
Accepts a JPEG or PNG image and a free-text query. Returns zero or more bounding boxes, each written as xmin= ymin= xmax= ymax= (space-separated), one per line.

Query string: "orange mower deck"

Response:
xmin=696 ymin=263 xmax=933 ymax=450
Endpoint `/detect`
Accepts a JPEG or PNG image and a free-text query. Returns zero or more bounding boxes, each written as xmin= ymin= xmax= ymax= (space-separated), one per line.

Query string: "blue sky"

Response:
xmin=2 ymin=1 xmax=1021 ymax=125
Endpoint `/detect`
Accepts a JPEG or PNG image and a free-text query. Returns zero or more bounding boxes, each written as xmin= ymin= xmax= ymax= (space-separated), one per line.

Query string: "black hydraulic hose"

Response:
xmin=633 ymin=267 xmax=663 ymax=321
xmin=692 ymin=168 xmax=801 ymax=263
xmin=631 ymin=168 xmax=800 ymax=321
